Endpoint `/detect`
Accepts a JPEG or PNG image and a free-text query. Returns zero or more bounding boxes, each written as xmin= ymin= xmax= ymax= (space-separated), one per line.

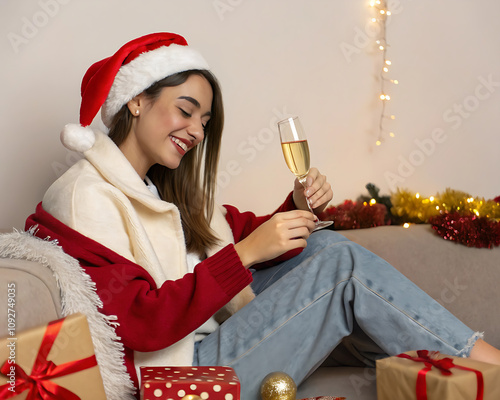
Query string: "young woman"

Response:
xmin=26 ymin=32 xmax=500 ymax=399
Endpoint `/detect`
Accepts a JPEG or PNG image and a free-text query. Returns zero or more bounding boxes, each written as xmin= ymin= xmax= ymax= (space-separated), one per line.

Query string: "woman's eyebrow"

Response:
xmin=177 ymin=96 xmax=200 ymax=108
xmin=177 ymin=96 xmax=211 ymax=116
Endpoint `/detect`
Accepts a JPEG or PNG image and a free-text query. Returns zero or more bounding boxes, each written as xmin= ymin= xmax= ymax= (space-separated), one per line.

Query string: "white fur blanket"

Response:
xmin=0 ymin=229 xmax=136 ymax=400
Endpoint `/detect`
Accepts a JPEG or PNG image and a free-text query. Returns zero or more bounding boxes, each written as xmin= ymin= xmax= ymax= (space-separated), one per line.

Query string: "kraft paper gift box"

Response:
xmin=0 ymin=312 xmax=106 ymax=399
xmin=140 ymin=366 xmax=240 ymax=400
xmin=376 ymin=349 xmax=500 ymax=400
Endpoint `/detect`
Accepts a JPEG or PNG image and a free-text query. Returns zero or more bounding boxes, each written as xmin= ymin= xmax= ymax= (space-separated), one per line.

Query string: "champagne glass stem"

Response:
xmin=298 ymin=177 xmax=316 ymax=217
xmin=299 ymin=175 xmax=333 ymax=230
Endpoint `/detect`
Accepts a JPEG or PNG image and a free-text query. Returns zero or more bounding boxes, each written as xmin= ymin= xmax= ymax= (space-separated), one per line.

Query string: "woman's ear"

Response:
xmin=127 ymin=94 xmax=144 ymax=116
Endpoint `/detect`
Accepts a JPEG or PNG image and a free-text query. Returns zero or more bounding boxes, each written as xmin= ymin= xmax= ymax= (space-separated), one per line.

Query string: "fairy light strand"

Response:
xmin=370 ymin=0 xmax=397 ymax=146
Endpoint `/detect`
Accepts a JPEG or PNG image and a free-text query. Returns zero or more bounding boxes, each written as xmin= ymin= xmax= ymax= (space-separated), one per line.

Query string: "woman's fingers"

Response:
xmin=234 ymin=210 xmax=315 ymax=268
xmin=303 ymin=168 xmax=333 ymax=211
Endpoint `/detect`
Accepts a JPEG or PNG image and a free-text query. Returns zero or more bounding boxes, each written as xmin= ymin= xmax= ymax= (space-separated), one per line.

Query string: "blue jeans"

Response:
xmin=193 ymin=230 xmax=479 ymax=399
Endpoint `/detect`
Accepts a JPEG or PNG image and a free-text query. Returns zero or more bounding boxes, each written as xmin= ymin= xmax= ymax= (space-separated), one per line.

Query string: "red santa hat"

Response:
xmin=61 ymin=32 xmax=209 ymax=153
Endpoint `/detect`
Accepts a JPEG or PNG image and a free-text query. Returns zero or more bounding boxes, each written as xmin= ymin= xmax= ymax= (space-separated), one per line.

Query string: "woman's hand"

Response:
xmin=293 ymin=167 xmax=333 ymax=215
xmin=234 ymin=210 xmax=316 ymax=268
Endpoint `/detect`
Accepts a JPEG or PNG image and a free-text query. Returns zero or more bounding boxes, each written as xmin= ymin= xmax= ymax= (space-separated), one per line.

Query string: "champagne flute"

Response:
xmin=278 ymin=116 xmax=333 ymax=230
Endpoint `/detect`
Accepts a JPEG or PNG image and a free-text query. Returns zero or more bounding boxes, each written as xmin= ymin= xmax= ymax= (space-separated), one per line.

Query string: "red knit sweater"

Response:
xmin=25 ymin=192 xmax=300 ymax=391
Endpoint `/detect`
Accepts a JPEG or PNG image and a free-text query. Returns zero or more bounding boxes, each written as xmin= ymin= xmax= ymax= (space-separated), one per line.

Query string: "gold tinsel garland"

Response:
xmin=390 ymin=188 xmax=500 ymax=223
xmin=320 ymin=185 xmax=500 ymax=248
xmin=321 ymin=186 xmax=500 ymax=227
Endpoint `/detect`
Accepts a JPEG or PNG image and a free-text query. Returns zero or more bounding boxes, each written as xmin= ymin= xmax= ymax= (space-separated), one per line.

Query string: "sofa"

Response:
xmin=1 ymin=223 xmax=499 ymax=399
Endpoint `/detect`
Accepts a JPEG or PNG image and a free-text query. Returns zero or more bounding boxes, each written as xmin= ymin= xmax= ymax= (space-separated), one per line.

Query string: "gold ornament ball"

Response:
xmin=181 ymin=396 xmax=202 ymax=400
xmin=260 ymin=371 xmax=297 ymax=400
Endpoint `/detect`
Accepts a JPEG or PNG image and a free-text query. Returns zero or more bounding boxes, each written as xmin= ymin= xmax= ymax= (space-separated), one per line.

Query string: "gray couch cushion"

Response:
xmin=339 ymin=224 xmax=500 ymax=348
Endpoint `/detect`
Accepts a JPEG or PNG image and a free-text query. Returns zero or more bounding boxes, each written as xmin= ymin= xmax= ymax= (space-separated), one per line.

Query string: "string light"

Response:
xmin=370 ymin=0 xmax=397 ymax=146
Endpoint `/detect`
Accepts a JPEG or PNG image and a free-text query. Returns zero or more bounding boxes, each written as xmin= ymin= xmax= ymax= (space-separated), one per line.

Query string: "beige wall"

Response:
xmin=1 ymin=0 xmax=499 ymax=230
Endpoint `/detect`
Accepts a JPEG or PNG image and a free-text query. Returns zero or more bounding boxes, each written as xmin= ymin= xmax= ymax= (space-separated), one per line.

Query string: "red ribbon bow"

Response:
xmin=0 ymin=317 xmax=98 ymax=399
xmin=397 ymin=350 xmax=484 ymax=400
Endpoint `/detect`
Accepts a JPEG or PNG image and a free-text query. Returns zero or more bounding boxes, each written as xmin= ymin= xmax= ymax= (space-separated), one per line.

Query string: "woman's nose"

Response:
xmin=187 ymin=119 xmax=205 ymax=143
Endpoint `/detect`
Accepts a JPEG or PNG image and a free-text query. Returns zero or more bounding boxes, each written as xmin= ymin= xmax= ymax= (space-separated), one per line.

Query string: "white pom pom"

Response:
xmin=60 ymin=124 xmax=96 ymax=152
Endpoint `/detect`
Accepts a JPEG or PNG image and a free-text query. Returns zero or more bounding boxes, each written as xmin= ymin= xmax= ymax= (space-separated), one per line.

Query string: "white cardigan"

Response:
xmin=43 ymin=130 xmax=254 ymax=370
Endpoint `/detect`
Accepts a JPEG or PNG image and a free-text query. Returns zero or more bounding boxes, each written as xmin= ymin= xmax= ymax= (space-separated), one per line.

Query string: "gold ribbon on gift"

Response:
xmin=0 ymin=316 xmax=97 ymax=399
xmin=397 ymin=350 xmax=484 ymax=400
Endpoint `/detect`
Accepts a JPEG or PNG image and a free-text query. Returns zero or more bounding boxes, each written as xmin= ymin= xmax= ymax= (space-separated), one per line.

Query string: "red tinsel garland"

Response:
xmin=320 ymin=200 xmax=388 ymax=230
xmin=429 ymin=212 xmax=500 ymax=249
xmin=320 ymin=185 xmax=500 ymax=249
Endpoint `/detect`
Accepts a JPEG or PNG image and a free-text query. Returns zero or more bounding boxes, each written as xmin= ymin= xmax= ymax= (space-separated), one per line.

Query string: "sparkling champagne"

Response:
xmin=281 ymin=139 xmax=310 ymax=182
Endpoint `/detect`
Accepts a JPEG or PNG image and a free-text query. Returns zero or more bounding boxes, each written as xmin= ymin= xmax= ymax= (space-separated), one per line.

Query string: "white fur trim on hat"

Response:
xmin=61 ymin=123 xmax=96 ymax=153
xmin=101 ymin=44 xmax=209 ymax=127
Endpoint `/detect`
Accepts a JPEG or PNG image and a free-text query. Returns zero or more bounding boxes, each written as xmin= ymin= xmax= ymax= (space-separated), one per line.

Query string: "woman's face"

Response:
xmin=120 ymin=74 xmax=213 ymax=178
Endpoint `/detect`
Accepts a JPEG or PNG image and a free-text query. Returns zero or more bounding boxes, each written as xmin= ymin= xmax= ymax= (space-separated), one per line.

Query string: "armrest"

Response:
xmin=0 ymin=257 xmax=62 ymax=336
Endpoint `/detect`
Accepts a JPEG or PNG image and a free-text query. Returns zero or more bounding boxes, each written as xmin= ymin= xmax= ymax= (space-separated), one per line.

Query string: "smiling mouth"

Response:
xmin=170 ymin=136 xmax=188 ymax=152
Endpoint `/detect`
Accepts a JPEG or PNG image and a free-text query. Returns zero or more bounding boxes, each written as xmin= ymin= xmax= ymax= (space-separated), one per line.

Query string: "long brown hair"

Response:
xmin=108 ymin=70 xmax=224 ymax=257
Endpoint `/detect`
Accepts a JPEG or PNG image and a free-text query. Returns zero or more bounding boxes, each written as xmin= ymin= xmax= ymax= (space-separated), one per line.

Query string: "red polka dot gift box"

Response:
xmin=140 ymin=366 xmax=240 ymax=400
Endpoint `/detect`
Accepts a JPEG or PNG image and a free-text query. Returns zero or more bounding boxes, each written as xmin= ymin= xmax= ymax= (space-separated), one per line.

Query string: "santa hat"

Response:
xmin=61 ymin=32 xmax=209 ymax=153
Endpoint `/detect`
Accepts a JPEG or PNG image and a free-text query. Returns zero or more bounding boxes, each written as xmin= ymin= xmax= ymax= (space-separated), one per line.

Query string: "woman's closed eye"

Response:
xmin=178 ymin=107 xmax=191 ymax=117
xmin=179 ymin=108 xmax=208 ymax=132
